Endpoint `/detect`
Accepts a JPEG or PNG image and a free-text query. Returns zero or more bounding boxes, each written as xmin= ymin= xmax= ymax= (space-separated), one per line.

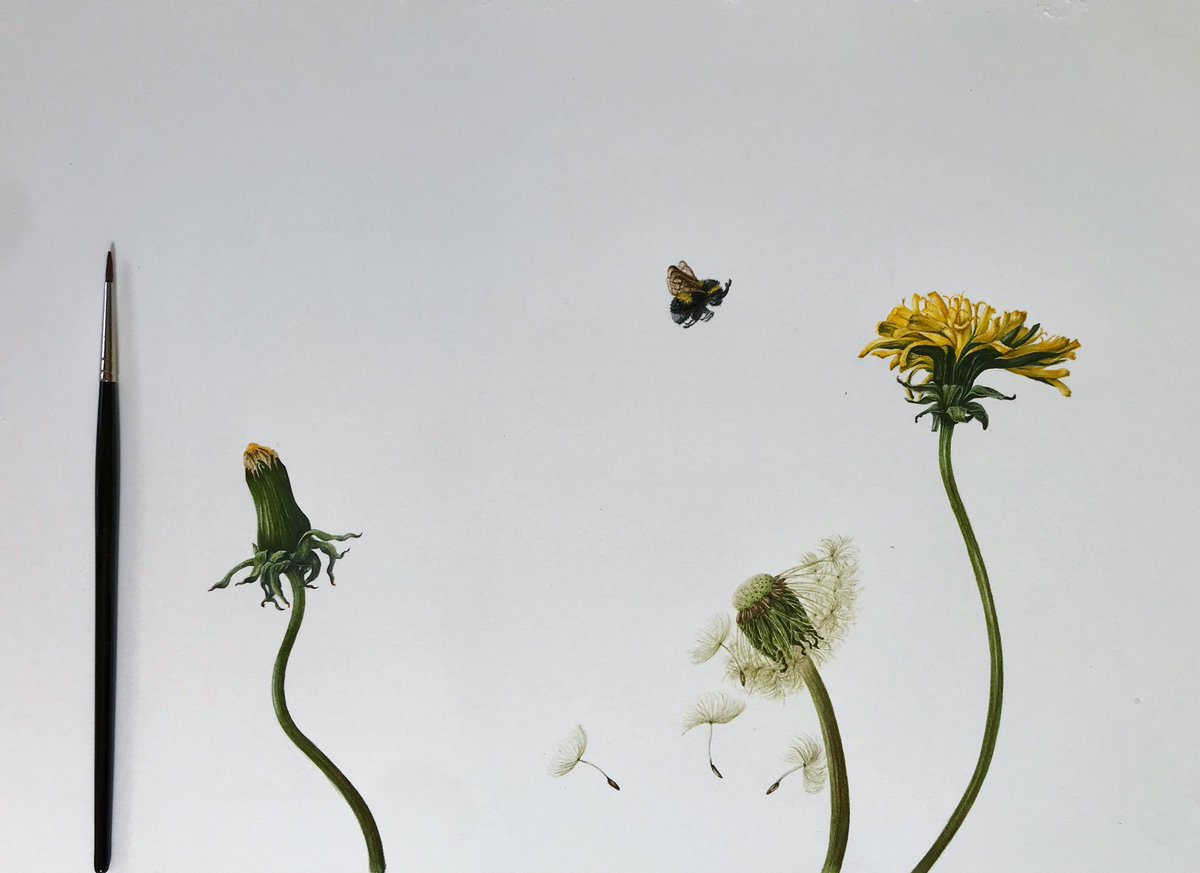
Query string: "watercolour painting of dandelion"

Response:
xmin=211 ymin=444 xmax=385 ymax=873
xmin=861 ymin=293 xmax=1079 ymax=872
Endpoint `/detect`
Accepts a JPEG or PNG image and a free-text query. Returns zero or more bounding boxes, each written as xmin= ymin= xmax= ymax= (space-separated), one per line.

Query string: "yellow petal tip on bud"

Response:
xmin=244 ymin=443 xmax=279 ymax=475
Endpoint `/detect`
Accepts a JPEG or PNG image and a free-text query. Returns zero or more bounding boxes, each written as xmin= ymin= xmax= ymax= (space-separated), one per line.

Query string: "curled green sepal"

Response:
xmin=212 ymin=557 xmax=255 ymax=591
xmin=298 ymin=530 xmax=362 ymax=587
xmin=212 ymin=532 xmax=362 ymax=610
xmin=899 ymin=378 xmax=1014 ymax=431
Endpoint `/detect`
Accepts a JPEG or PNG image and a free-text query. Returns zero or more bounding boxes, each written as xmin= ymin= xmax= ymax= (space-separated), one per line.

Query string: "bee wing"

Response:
xmin=667 ymin=263 xmax=704 ymax=297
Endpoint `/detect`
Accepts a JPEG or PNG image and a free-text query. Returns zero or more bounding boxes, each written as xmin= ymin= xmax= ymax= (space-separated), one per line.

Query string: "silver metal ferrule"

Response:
xmin=100 ymin=280 xmax=118 ymax=382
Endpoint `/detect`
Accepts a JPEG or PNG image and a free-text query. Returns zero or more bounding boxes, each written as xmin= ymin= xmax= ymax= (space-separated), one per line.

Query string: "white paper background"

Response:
xmin=2 ymin=2 xmax=1198 ymax=871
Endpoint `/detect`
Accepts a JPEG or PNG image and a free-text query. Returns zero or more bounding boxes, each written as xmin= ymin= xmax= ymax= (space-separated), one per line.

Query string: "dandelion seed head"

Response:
xmin=729 ymin=532 xmax=864 ymax=676
xmin=734 ymin=573 xmax=823 ymax=668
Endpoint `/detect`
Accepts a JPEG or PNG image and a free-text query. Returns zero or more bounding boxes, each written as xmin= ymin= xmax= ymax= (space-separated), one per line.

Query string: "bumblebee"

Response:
xmin=667 ymin=261 xmax=731 ymax=328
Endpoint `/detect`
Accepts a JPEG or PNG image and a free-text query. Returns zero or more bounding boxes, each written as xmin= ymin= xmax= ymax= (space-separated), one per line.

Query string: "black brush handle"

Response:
xmin=94 ymin=380 xmax=119 ymax=873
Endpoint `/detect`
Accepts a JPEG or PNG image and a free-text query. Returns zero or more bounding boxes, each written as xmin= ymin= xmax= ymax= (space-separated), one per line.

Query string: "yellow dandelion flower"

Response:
xmin=861 ymin=295 xmax=1082 ymax=870
xmin=860 ymin=292 xmax=1080 ymax=429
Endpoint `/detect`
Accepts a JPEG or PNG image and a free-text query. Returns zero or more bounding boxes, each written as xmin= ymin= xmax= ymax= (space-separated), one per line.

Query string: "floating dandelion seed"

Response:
xmin=766 ymin=735 xmax=828 ymax=795
xmin=548 ymin=725 xmax=587 ymax=777
xmin=690 ymin=613 xmax=731 ymax=663
xmin=681 ymin=692 xmax=746 ymax=779
xmin=549 ymin=725 xmax=620 ymax=790
xmin=690 ymin=613 xmax=748 ymax=685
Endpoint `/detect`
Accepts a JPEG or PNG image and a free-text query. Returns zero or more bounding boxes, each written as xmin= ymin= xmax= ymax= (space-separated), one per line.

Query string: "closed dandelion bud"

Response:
xmin=211 ymin=443 xmax=384 ymax=872
xmin=212 ymin=443 xmax=361 ymax=610
xmin=243 ymin=444 xmax=311 ymax=553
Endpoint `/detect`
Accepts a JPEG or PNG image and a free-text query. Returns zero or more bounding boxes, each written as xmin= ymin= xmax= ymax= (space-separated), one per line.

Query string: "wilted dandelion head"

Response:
xmin=731 ymin=536 xmax=859 ymax=673
xmin=690 ymin=613 xmax=733 ymax=665
xmin=549 ymin=725 xmax=588 ymax=777
xmin=681 ymin=692 xmax=746 ymax=734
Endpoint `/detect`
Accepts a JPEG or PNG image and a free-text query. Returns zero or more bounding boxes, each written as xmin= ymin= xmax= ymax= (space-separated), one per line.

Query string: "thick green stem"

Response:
xmin=797 ymin=656 xmax=849 ymax=873
xmin=273 ymin=571 xmax=386 ymax=873
xmin=910 ymin=424 xmax=1004 ymax=872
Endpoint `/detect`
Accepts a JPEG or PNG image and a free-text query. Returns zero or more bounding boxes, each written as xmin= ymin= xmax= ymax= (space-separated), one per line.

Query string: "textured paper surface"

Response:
xmin=1 ymin=2 xmax=1197 ymax=871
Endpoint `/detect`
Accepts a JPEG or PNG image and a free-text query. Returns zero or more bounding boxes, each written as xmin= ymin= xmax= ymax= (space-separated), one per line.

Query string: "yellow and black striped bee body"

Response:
xmin=667 ymin=261 xmax=731 ymax=328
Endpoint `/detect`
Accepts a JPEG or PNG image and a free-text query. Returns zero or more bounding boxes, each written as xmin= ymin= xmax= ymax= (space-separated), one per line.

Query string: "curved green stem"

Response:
xmin=910 ymin=423 xmax=1004 ymax=872
xmin=274 ymin=571 xmax=386 ymax=873
xmin=797 ymin=656 xmax=849 ymax=873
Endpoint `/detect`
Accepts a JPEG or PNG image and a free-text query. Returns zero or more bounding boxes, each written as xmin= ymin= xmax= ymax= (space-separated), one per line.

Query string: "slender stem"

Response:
xmin=797 ymin=656 xmax=849 ymax=873
xmin=721 ymin=642 xmax=747 ymax=685
xmin=910 ymin=423 xmax=1004 ymax=872
xmin=273 ymin=571 xmax=386 ymax=873
xmin=579 ymin=759 xmax=621 ymax=790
